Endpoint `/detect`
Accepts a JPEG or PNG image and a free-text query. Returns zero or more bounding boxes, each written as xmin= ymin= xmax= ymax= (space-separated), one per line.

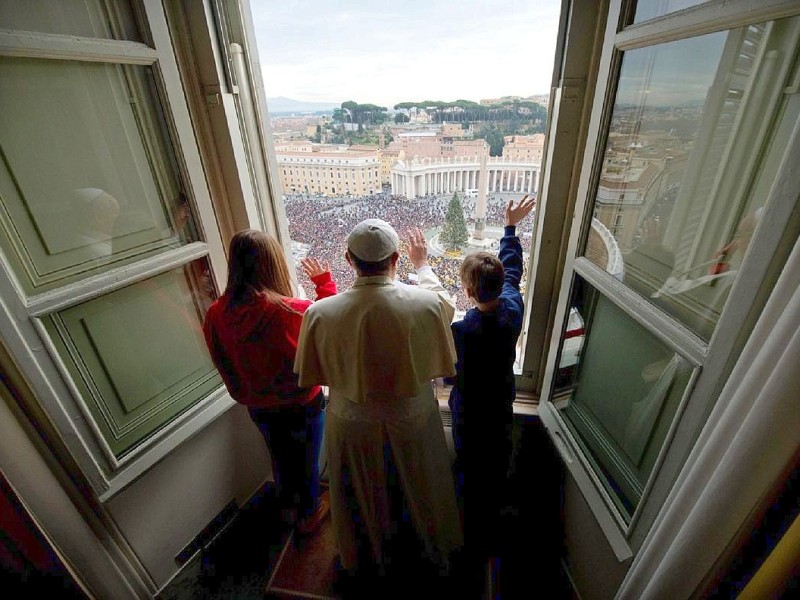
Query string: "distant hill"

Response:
xmin=267 ymin=96 xmax=340 ymax=114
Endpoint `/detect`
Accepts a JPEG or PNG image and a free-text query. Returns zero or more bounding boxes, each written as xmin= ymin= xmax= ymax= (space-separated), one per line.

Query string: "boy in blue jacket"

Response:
xmin=448 ymin=194 xmax=535 ymax=567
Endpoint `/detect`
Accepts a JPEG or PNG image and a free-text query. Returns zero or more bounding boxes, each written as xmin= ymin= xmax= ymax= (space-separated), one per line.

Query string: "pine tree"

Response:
xmin=440 ymin=192 xmax=469 ymax=251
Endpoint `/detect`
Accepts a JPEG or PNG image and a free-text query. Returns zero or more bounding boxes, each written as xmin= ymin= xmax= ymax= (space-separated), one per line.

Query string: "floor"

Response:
xmin=158 ymin=416 xmax=575 ymax=599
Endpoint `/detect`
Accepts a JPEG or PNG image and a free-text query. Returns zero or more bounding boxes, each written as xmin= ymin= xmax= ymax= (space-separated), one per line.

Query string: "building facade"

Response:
xmin=503 ymin=133 xmax=546 ymax=161
xmin=391 ymin=155 xmax=541 ymax=198
xmin=275 ymin=150 xmax=380 ymax=196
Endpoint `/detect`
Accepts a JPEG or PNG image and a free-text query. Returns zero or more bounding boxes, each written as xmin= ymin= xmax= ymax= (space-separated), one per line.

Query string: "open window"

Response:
xmin=238 ymin=0 xmax=559 ymax=392
xmin=538 ymin=0 xmax=800 ymax=555
xmin=0 ymin=0 xmax=230 ymax=496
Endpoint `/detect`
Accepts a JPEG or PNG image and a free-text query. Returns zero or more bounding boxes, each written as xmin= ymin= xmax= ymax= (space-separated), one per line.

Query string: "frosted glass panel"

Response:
xmin=42 ymin=260 xmax=220 ymax=458
xmin=0 ymin=0 xmax=141 ymax=41
xmin=0 ymin=57 xmax=198 ymax=294
xmin=553 ymin=277 xmax=694 ymax=518
xmin=584 ymin=18 xmax=798 ymax=339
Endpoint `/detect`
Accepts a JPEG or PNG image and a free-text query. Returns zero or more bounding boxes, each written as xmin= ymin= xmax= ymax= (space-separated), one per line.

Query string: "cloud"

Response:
xmin=253 ymin=0 xmax=560 ymax=106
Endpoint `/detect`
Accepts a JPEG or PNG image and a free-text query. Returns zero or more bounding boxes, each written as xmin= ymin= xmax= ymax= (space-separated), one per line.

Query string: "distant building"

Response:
xmin=503 ymin=134 xmax=546 ymax=161
xmin=269 ymin=114 xmax=320 ymax=134
xmin=448 ymin=139 xmax=490 ymax=158
xmin=387 ymin=130 xmax=489 ymax=161
xmin=345 ymin=145 xmax=407 ymax=186
xmin=480 ymin=95 xmax=526 ymax=105
xmin=391 ymin=155 xmax=540 ymax=198
xmin=387 ymin=130 xmax=441 ymax=159
xmin=594 ymin=163 xmax=659 ymax=252
xmin=378 ymin=148 xmax=404 ymax=185
xmin=276 ymin=149 xmax=380 ymax=196
xmin=274 ymin=140 xmax=314 ymax=153
xmin=441 ymin=123 xmax=465 ymax=137
xmin=479 ymin=94 xmax=548 ymax=106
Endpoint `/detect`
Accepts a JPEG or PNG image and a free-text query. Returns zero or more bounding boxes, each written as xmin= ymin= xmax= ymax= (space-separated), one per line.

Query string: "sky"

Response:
xmin=615 ymin=30 xmax=726 ymax=107
xmin=250 ymin=0 xmax=562 ymax=108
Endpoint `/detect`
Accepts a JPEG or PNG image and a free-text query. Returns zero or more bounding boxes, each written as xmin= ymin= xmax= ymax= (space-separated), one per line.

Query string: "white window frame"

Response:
xmin=536 ymin=0 xmax=800 ymax=559
xmin=512 ymin=0 xmax=609 ymax=404
xmin=0 ymin=0 xmax=232 ymax=499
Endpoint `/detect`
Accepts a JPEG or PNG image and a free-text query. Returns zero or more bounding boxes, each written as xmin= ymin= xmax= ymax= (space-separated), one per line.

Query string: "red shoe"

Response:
xmin=296 ymin=491 xmax=330 ymax=535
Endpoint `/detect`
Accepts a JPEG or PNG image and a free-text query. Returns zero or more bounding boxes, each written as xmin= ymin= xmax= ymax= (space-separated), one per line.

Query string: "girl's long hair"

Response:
xmin=224 ymin=229 xmax=296 ymax=308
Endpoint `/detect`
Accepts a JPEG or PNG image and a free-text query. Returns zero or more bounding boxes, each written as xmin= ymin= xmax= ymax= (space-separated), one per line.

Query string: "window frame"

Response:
xmin=536 ymin=0 xmax=800 ymax=558
xmin=0 ymin=0 xmax=231 ymax=499
xmin=513 ymin=0 xmax=609 ymax=402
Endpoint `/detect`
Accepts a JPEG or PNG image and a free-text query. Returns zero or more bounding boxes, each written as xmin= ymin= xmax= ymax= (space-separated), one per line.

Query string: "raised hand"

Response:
xmin=505 ymin=194 xmax=536 ymax=226
xmin=300 ymin=257 xmax=330 ymax=279
xmin=406 ymin=227 xmax=428 ymax=269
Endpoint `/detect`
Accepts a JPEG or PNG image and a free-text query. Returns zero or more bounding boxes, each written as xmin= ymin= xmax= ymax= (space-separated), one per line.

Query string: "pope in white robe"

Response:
xmin=295 ymin=220 xmax=462 ymax=572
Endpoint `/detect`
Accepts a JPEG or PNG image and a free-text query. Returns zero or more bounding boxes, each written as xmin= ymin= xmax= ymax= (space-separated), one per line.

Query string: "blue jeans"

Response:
xmin=248 ymin=392 xmax=325 ymax=519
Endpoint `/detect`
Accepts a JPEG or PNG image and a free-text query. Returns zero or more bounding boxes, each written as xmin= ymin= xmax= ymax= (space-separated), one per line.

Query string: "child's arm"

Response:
xmin=499 ymin=226 xmax=524 ymax=291
xmin=300 ymin=257 xmax=338 ymax=300
xmin=500 ymin=195 xmax=536 ymax=293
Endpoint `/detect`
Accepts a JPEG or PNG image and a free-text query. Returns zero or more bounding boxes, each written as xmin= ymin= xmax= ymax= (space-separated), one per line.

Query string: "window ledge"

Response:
xmin=434 ymin=380 xmax=540 ymax=415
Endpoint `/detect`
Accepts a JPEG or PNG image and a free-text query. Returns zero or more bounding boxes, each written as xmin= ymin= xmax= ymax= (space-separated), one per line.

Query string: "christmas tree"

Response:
xmin=440 ymin=192 xmax=469 ymax=252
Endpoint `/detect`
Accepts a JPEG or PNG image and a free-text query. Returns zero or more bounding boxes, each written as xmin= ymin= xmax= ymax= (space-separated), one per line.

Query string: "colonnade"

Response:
xmin=390 ymin=156 xmax=540 ymax=198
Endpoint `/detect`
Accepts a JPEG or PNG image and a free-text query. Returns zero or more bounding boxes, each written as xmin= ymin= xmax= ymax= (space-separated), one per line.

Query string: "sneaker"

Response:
xmin=296 ymin=491 xmax=330 ymax=535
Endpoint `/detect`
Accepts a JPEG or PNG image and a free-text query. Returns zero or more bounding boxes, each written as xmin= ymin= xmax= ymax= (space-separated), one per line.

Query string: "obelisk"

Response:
xmin=473 ymin=153 xmax=488 ymax=240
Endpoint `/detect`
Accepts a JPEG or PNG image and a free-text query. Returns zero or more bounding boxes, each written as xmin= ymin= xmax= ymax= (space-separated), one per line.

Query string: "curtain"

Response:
xmin=617 ymin=234 xmax=800 ymax=599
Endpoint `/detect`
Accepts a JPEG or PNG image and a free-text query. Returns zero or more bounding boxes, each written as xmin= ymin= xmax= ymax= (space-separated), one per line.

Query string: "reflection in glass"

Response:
xmin=585 ymin=19 xmax=798 ymax=339
xmin=42 ymin=259 xmax=220 ymax=458
xmin=632 ymin=1 xmax=710 ymax=24
xmin=554 ymin=277 xmax=694 ymax=518
xmin=0 ymin=57 xmax=199 ymax=294
xmin=0 ymin=0 xmax=141 ymax=40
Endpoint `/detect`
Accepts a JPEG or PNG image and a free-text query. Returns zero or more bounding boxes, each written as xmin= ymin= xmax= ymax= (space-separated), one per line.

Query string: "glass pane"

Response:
xmin=632 ymin=1 xmax=710 ymax=24
xmin=585 ymin=18 xmax=798 ymax=339
xmin=553 ymin=276 xmax=694 ymax=518
xmin=0 ymin=0 xmax=141 ymax=41
xmin=42 ymin=260 xmax=219 ymax=458
xmin=0 ymin=57 xmax=199 ymax=294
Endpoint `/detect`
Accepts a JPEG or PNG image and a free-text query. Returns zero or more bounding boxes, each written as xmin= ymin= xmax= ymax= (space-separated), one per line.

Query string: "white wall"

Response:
xmin=564 ymin=474 xmax=632 ymax=600
xmin=105 ymin=404 xmax=271 ymax=588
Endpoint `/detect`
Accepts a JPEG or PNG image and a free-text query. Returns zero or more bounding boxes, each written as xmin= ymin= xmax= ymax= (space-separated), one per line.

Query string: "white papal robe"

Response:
xmin=295 ymin=267 xmax=462 ymax=570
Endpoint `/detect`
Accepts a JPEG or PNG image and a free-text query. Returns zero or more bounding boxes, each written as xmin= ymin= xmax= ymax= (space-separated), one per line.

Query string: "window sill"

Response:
xmin=434 ymin=380 xmax=540 ymax=415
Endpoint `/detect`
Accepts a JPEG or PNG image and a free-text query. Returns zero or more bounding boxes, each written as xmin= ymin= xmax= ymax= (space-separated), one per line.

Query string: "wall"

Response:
xmin=564 ymin=474 xmax=631 ymax=600
xmin=105 ymin=404 xmax=271 ymax=589
xmin=0 ymin=380 xmax=139 ymax=598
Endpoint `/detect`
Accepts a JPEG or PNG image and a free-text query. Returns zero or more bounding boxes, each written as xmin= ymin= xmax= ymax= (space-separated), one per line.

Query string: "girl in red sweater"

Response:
xmin=203 ymin=229 xmax=336 ymax=534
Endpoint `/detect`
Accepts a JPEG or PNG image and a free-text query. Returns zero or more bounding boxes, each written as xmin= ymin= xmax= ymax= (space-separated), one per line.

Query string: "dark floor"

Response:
xmin=158 ymin=415 xmax=575 ymax=599
xmin=156 ymin=485 xmax=289 ymax=600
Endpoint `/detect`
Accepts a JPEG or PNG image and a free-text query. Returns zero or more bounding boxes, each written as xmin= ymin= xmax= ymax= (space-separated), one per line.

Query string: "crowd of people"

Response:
xmin=284 ymin=190 xmax=534 ymax=310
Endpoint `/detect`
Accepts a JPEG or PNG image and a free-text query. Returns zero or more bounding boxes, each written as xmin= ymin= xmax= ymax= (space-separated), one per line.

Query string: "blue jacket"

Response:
xmin=448 ymin=225 xmax=524 ymax=433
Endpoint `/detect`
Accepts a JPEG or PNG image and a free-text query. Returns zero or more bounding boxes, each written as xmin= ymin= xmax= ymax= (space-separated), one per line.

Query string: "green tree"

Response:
xmin=440 ymin=192 xmax=469 ymax=251
xmin=341 ymin=100 xmax=358 ymax=123
xmin=477 ymin=123 xmax=505 ymax=156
